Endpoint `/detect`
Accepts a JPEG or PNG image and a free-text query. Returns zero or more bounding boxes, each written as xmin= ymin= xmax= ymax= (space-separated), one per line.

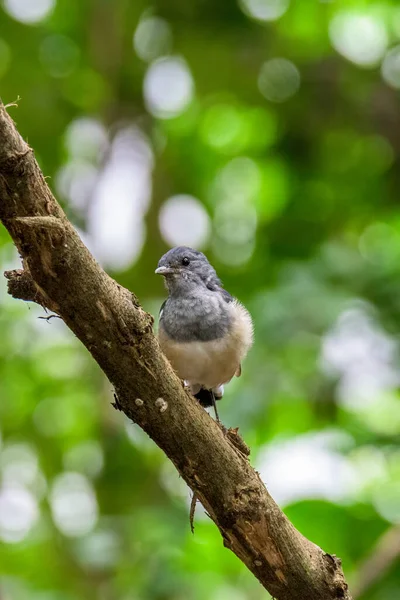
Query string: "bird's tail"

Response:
xmin=194 ymin=385 xmax=224 ymax=407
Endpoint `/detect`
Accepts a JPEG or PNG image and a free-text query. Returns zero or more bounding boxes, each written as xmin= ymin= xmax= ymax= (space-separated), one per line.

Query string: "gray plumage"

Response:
xmin=158 ymin=247 xmax=232 ymax=342
xmin=156 ymin=246 xmax=253 ymax=410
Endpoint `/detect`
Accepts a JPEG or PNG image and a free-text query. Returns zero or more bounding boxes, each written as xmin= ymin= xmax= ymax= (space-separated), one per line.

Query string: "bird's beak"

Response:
xmin=155 ymin=266 xmax=174 ymax=275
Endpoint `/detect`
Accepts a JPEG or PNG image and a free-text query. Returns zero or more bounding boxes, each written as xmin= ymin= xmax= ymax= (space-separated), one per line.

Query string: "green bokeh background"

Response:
xmin=1 ymin=0 xmax=400 ymax=599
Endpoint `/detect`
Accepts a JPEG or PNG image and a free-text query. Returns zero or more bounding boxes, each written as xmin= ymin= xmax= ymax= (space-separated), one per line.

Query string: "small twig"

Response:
xmin=190 ymin=492 xmax=198 ymax=534
xmin=112 ymin=392 xmax=123 ymax=411
xmin=5 ymin=96 xmax=21 ymax=110
xmin=38 ymin=314 xmax=61 ymax=323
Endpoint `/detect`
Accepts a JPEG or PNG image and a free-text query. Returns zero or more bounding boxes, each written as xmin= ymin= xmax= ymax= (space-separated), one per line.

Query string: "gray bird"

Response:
xmin=155 ymin=246 xmax=253 ymax=419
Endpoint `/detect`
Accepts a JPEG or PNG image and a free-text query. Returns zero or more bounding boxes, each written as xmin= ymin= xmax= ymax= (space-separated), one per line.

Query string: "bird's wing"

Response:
xmin=220 ymin=288 xmax=233 ymax=304
xmin=206 ymin=280 xmax=233 ymax=304
xmin=235 ymin=364 xmax=242 ymax=377
xmin=159 ymin=299 xmax=167 ymax=320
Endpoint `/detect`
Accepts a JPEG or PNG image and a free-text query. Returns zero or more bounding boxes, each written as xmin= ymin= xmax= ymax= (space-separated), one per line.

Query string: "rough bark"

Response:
xmin=0 ymin=102 xmax=351 ymax=600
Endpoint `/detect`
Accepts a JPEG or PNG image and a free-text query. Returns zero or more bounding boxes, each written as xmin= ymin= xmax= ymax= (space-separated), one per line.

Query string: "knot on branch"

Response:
xmin=4 ymin=268 xmax=58 ymax=313
xmin=323 ymin=554 xmax=349 ymax=599
xmin=0 ymin=147 xmax=32 ymax=174
xmin=5 ymin=269 xmax=42 ymax=303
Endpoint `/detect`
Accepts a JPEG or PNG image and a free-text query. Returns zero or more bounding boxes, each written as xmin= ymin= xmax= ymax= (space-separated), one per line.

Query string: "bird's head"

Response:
xmin=155 ymin=246 xmax=220 ymax=295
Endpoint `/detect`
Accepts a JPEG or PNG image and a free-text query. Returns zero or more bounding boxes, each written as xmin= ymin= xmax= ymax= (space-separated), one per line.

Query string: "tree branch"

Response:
xmin=0 ymin=102 xmax=352 ymax=600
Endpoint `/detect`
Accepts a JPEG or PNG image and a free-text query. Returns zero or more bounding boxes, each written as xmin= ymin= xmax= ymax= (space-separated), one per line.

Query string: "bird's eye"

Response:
xmin=182 ymin=257 xmax=190 ymax=266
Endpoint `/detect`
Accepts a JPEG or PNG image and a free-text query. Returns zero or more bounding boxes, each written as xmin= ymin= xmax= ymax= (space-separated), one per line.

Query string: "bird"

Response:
xmin=155 ymin=246 xmax=253 ymax=420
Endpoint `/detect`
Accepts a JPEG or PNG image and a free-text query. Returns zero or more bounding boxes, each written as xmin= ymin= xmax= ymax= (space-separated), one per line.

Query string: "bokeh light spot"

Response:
xmin=257 ymin=431 xmax=356 ymax=505
xmin=373 ymin=481 xmax=400 ymax=523
xmin=357 ymin=393 xmax=400 ymax=436
xmin=88 ymin=126 xmax=153 ymax=270
xmin=321 ymin=305 xmax=400 ymax=411
xmin=159 ymin=195 xmax=211 ymax=248
xmin=75 ymin=529 xmax=121 ymax=568
xmin=359 ymin=222 xmax=400 ymax=268
xmin=215 ymin=201 xmax=257 ymax=245
xmin=258 ymin=58 xmax=300 ymax=103
xmin=50 ymin=472 xmax=98 ymax=537
xmin=381 ymin=45 xmax=400 ymax=89
xmin=3 ymin=0 xmax=55 ymax=24
xmin=39 ymin=34 xmax=79 ymax=78
xmin=64 ymin=117 xmax=108 ymax=163
xmin=213 ymin=586 xmax=248 ymax=600
xmin=56 ymin=160 xmax=98 ymax=214
xmin=200 ymin=104 xmax=243 ymax=151
xmin=211 ymin=157 xmax=260 ymax=266
xmin=256 ymin=158 xmax=289 ymax=221
xmin=33 ymin=391 xmax=92 ymax=438
xmin=133 ymin=16 xmax=172 ymax=62
xmin=1 ymin=443 xmax=38 ymax=486
xmin=329 ymin=11 xmax=388 ymax=67
xmin=239 ymin=0 xmax=290 ymax=22
xmin=200 ymin=104 xmax=279 ymax=153
xmin=0 ymin=485 xmax=38 ymax=543
xmin=212 ymin=237 xmax=255 ymax=267
xmin=217 ymin=157 xmax=262 ymax=202
xmin=247 ymin=107 xmax=280 ymax=150
xmin=62 ymin=68 xmax=109 ymax=111
xmin=63 ymin=441 xmax=104 ymax=479
xmin=143 ymin=56 xmax=194 ymax=119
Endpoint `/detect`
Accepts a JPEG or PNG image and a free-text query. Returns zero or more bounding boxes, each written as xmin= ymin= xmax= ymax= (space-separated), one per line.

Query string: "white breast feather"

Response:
xmin=158 ymin=299 xmax=253 ymax=390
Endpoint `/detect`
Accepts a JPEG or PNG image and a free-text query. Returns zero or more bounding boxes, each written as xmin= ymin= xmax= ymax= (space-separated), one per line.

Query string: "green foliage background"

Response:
xmin=1 ymin=0 xmax=400 ymax=599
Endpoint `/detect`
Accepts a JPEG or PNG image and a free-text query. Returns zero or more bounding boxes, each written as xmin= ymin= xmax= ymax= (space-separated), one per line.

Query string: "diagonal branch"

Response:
xmin=0 ymin=102 xmax=352 ymax=600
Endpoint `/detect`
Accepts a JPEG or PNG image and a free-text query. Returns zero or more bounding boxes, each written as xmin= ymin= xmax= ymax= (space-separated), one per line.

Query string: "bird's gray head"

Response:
xmin=155 ymin=246 xmax=220 ymax=296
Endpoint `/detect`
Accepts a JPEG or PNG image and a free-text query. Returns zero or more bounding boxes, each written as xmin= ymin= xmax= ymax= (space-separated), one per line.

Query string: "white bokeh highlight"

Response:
xmin=56 ymin=118 xmax=108 ymax=214
xmin=65 ymin=117 xmax=108 ymax=163
xmin=88 ymin=126 xmax=153 ymax=270
xmin=216 ymin=157 xmax=261 ymax=205
xmin=257 ymin=430 xmax=356 ymax=506
xmin=56 ymin=161 xmax=99 ymax=214
xmin=239 ymin=0 xmax=290 ymax=22
xmin=58 ymin=121 xmax=153 ymax=270
xmin=50 ymin=472 xmax=98 ymax=537
xmin=258 ymin=58 xmax=300 ymax=103
xmin=0 ymin=485 xmax=38 ymax=543
xmin=159 ymin=194 xmax=211 ymax=248
xmin=1 ymin=443 xmax=38 ymax=487
xmin=329 ymin=12 xmax=388 ymax=67
xmin=144 ymin=56 xmax=194 ymax=119
xmin=3 ymin=0 xmax=55 ymax=24
xmin=76 ymin=529 xmax=121 ymax=568
xmin=381 ymin=45 xmax=400 ymax=89
xmin=320 ymin=305 xmax=400 ymax=411
xmin=133 ymin=16 xmax=172 ymax=62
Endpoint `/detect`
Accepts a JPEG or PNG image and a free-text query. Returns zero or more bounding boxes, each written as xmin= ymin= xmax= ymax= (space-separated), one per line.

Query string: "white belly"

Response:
xmin=158 ymin=300 xmax=253 ymax=389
